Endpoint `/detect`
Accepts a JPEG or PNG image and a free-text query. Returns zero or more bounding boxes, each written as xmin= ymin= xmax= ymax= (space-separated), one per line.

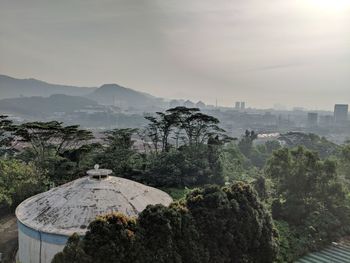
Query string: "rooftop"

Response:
xmin=16 ymin=172 xmax=173 ymax=236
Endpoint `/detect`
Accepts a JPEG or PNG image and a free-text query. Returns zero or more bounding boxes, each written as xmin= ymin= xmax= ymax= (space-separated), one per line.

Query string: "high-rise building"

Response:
xmin=334 ymin=104 xmax=348 ymax=123
xmin=319 ymin=115 xmax=333 ymax=127
xmin=240 ymin=101 xmax=246 ymax=110
xmin=235 ymin=101 xmax=240 ymax=110
xmin=307 ymin=112 xmax=318 ymax=127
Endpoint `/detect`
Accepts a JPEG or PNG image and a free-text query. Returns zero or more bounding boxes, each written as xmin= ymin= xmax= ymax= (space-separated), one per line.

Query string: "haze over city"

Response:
xmin=1 ymin=0 xmax=349 ymax=110
xmin=2 ymin=1 xmax=350 ymax=263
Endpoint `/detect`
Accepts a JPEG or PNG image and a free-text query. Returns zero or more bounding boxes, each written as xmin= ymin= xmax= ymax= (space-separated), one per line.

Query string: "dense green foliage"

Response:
xmin=53 ymin=183 xmax=278 ymax=263
xmin=14 ymin=121 xmax=95 ymax=185
xmin=266 ymin=146 xmax=350 ymax=261
xmin=94 ymin=128 xmax=139 ymax=177
xmin=0 ymin=115 xmax=16 ymax=156
xmin=0 ymin=159 xmax=46 ymax=214
xmin=237 ymin=130 xmax=281 ymax=169
xmin=140 ymin=143 xmax=224 ymax=186
xmin=186 ymin=184 xmax=278 ymax=263
xmin=94 ymin=107 xmax=230 ymax=187
xmin=2 ymin=109 xmax=350 ymax=262
xmin=338 ymin=144 xmax=350 ymax=183
xmin=279 ymin=132 xmax=340 ymax=158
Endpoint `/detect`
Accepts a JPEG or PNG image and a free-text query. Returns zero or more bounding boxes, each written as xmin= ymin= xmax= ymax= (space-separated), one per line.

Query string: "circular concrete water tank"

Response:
xmin=15 ymin=168 xmax=173 ymax=263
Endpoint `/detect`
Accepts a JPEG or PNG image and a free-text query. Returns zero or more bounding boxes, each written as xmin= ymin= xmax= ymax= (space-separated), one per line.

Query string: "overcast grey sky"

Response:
xmin=1 ymin=0 xmax=349 ymax=109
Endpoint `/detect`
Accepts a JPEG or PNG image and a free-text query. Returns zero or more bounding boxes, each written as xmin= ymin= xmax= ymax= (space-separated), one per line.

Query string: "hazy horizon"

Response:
xmin=1 ymin=0 xmax=349 ymax=110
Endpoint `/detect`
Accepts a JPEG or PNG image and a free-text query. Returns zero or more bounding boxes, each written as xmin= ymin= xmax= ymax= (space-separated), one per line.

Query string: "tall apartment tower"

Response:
xmin=307 ymin=112 xmax=318 ymax=127
xmin=241 ymin=101 xmax=246 ymax=110
xmin=235 ymin=101 xmax=241 ymax=110
xmin=334 ymin=104 xmax=348 ymax=123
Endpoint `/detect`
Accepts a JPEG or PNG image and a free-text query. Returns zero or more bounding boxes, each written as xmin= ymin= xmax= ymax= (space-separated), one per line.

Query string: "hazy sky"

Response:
xmin=1 ymin=0 xmax=349 ymax=109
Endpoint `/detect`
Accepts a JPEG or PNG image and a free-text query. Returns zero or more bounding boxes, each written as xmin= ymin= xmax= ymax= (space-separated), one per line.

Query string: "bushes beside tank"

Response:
xmin=52 ymin=183 xmax=278 ymax=263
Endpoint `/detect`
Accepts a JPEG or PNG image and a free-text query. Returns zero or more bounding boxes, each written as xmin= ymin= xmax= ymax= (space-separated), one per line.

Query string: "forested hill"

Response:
xmin=87 ymin=84 xmax=162 ymax=107
xmin=278 ymin=132 xmax=340 ymax=158
xmin=0 ymin=94 xmax=97 ymax=116
xmin=0 ymin=74 xmax=93 ymax=99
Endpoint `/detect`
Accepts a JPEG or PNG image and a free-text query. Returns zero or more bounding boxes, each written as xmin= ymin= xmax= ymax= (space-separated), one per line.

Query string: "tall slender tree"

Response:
xmin=0 ymin=115 xmax=16 ymax=156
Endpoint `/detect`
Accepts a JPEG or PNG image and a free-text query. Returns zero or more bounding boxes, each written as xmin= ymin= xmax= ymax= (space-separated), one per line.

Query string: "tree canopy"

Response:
xmin=266 ymin=146 xmax=350 ymax=260
xmin=53 ymin=183 xmax=278 ymax=263
xmin=0 ymin=115 xmax=16 ymax=156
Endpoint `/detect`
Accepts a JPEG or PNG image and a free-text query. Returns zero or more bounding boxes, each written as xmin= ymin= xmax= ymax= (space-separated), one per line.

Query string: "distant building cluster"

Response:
xmin=169 ymin=99 xmax=208 ymax=109
xmin=234 ymin=101 xmax=246 ymax=111
xmin=306 ymin=104 xmax=349 ymax=127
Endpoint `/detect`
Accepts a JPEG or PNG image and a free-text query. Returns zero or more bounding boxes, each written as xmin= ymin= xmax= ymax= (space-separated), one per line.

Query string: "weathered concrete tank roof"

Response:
xmin=16 ymin=174 xmax=173 ymax=236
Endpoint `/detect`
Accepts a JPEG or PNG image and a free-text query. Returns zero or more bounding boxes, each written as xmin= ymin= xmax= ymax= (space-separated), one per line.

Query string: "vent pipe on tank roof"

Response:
xmin=86 ymin=164 xmax=112 ymax=180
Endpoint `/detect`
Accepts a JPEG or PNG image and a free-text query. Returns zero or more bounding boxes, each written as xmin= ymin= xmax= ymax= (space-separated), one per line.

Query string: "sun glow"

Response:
xmin=307 ymin=0 xmax=350 ymax=12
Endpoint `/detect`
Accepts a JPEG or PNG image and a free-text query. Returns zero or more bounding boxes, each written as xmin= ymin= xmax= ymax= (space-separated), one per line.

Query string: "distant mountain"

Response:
xmin=0 ymin=94 xmax=97 ymax=117
xmin=0 ymin=74 xmax=94 ymax=99
xmin=0 ymin=74 xmax=165 ymax=109
xmin=87 ymin=83 xmax=164 ymax=108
